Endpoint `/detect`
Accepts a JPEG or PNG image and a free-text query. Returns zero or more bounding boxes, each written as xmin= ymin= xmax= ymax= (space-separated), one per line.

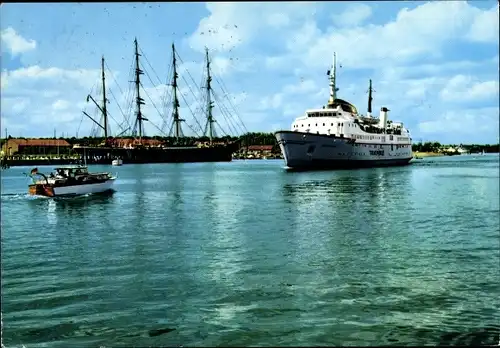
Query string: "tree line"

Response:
xmin=2 ymin=132 xmax=279 ymax=147
xmin=2 ymin=134 xmax=499 ymax=153
xmin=412 ymin=141 xmax=499 ymax=153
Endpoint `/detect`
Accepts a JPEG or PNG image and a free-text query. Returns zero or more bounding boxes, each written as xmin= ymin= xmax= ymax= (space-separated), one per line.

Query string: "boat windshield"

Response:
xmin=54 ymin=167 xmax=89 ymax=177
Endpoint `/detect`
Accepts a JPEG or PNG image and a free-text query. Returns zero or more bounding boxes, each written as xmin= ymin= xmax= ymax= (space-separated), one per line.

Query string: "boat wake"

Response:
xmin=0 ymin=193 xmax=44 ymax=201
xmin=49 ymin=189 xmax=116 ymax=200
xmin=0 ymin=189 xmax=115 ymax=201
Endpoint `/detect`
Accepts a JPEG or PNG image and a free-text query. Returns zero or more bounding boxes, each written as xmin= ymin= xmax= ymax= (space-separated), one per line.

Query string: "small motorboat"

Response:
xmin=112 ymin=158 xmax=123 ymax=166
xmin=28 ymin=166 xmax=116 ymax=197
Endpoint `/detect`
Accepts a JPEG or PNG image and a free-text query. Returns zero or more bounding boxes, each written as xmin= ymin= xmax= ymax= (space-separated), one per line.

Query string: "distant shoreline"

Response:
xmin=413 ymin=152 xmax=444 ymax=158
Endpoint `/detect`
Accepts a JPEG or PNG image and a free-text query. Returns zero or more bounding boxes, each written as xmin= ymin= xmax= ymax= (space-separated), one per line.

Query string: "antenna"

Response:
xmin=327 ymin=52 xmax=339 ymax=106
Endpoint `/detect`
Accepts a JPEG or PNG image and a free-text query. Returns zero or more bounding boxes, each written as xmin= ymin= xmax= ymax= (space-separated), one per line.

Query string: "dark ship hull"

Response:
xmin=72 ymin=141 xmax=241 ymax=165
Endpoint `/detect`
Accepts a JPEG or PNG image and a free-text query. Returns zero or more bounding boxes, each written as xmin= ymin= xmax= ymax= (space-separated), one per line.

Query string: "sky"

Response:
xmin=1 ymin=1 xmax=499 ymax=144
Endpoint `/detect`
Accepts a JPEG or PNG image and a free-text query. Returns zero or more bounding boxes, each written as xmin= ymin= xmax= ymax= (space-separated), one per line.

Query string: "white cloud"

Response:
xmin=418 ymin=107 xmax=499 ymax=136
xmin=1 ymin=97 xmax=30 ymax=115
xmin=52 ymin=99 xmax=71 ymax=111
xmin=1 ymin=65 xmax=119 ymax=137
xmin=1 ymin=65 xmax=101 ymax=92
xmin=466 ymin=6 xmax=499 ymax=43
xmin=267 ymin=13 xmax=291 ymax=29
xmin=332 ymin=3 xmax=372 ymax=27
xmin=210 ymin=55 xmax=254 ymax=77
xmin=283 ymin=79 xmax=318 ymax=95
xmin=187 ymin=2 xmax=319 ymax=53
xmin=285 ymin=21 xmax=321 ymax=52
xmin=259 ymin=93 xmax=284 ymax=110
xmin=267 ymin=1 xmax=499 ymax=72
xmin=1 ymin=27 xmax=36 ymax=56
xmin=187 ymin=3 xmax=249 ymax=53
xmin=440 ymin=75 xmax=499 ymax=102
xmin=379 ymin=57 xmax=498 ymax=81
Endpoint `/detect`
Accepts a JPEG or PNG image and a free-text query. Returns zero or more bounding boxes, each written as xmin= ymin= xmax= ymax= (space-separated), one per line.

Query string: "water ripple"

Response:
xmin=1 ymin=158 xmax=499 ymax=347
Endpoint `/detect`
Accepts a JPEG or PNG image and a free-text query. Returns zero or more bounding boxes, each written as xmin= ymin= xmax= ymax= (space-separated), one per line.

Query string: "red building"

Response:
xmin=1 ymin=138 xmax=72 ymax=156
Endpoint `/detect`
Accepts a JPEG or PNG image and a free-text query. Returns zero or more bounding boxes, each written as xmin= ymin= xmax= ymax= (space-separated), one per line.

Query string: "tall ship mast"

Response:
xmin=81 ymin=56 xmax=110 ymax=146
xmin=169 ymin=43 xmax=184 ymax=141
xmin=73 ymin=38 xmax=246 ymax=165
xmin=274 ymin=52 xmax=413 ymax=170
xmin=133 ymin=37 xmax=148 ymax=145
xmin=204 ymin=48 xmax=216 ymax=144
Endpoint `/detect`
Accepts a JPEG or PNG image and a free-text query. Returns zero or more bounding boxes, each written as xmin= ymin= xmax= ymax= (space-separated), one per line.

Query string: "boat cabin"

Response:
xmin=52 ymin=166 xmax=89 ymax=179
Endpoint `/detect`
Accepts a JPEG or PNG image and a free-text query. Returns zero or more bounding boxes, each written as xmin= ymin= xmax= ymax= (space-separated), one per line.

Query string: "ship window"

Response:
xmin=308 ymin=124 xmax=310 ymax=127
xmin=315 ymin=123 xmax=318 ymax=126
xmin=323 ymin=123 xmax=325 ymax=126
xmin=331 ymin=123 xmax=333 ymax=126
xmin=337 ymin=123 xmax=340 ymax=126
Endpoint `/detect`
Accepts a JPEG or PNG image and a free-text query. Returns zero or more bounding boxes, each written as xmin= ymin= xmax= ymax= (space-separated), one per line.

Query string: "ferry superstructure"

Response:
xmin=274 ymin=53 xmax=413 ymax=169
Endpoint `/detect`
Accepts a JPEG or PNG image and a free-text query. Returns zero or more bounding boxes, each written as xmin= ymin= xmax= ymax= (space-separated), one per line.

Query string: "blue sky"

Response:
xmin=1 ymin=1 xmax=498 ymax=144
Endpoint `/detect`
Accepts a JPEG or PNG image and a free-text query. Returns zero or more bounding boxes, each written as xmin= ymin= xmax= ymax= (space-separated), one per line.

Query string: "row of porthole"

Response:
xmin=294 ymin=122 xmax=347 ymax=128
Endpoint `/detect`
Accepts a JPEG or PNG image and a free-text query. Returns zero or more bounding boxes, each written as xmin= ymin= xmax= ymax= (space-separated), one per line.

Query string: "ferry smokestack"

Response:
xmin=379 ymin=107 xmax=389 ymax=129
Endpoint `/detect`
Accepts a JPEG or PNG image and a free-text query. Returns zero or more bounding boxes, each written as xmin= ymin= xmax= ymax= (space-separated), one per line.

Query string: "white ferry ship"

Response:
xmin=275 ymin=53 xmax=413 ymax=169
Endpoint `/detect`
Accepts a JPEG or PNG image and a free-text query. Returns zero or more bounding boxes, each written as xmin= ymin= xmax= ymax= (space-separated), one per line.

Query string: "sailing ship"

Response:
xmin=275 ymin=53 xmax=413 ymax=169
xmin=72 ymin=39 xmax=244 ymax=164
xmin=28 ymin=166 xmax=115 ymax=197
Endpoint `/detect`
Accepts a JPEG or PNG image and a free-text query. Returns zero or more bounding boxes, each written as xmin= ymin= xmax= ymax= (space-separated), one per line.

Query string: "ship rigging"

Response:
xmin=78 ymin=38 xmax=247 ymax=147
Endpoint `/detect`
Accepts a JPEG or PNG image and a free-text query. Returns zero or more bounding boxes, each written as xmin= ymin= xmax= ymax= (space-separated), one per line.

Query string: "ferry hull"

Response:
xmin=275 ymin=131 xmax=412 ymax=170
xmin=29 ymin=178 xmax=115 ymax=197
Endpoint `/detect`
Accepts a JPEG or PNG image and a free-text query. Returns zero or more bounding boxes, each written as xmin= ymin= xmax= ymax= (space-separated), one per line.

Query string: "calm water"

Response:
xmin=1 ymin=155 xmax=499 ymax=347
